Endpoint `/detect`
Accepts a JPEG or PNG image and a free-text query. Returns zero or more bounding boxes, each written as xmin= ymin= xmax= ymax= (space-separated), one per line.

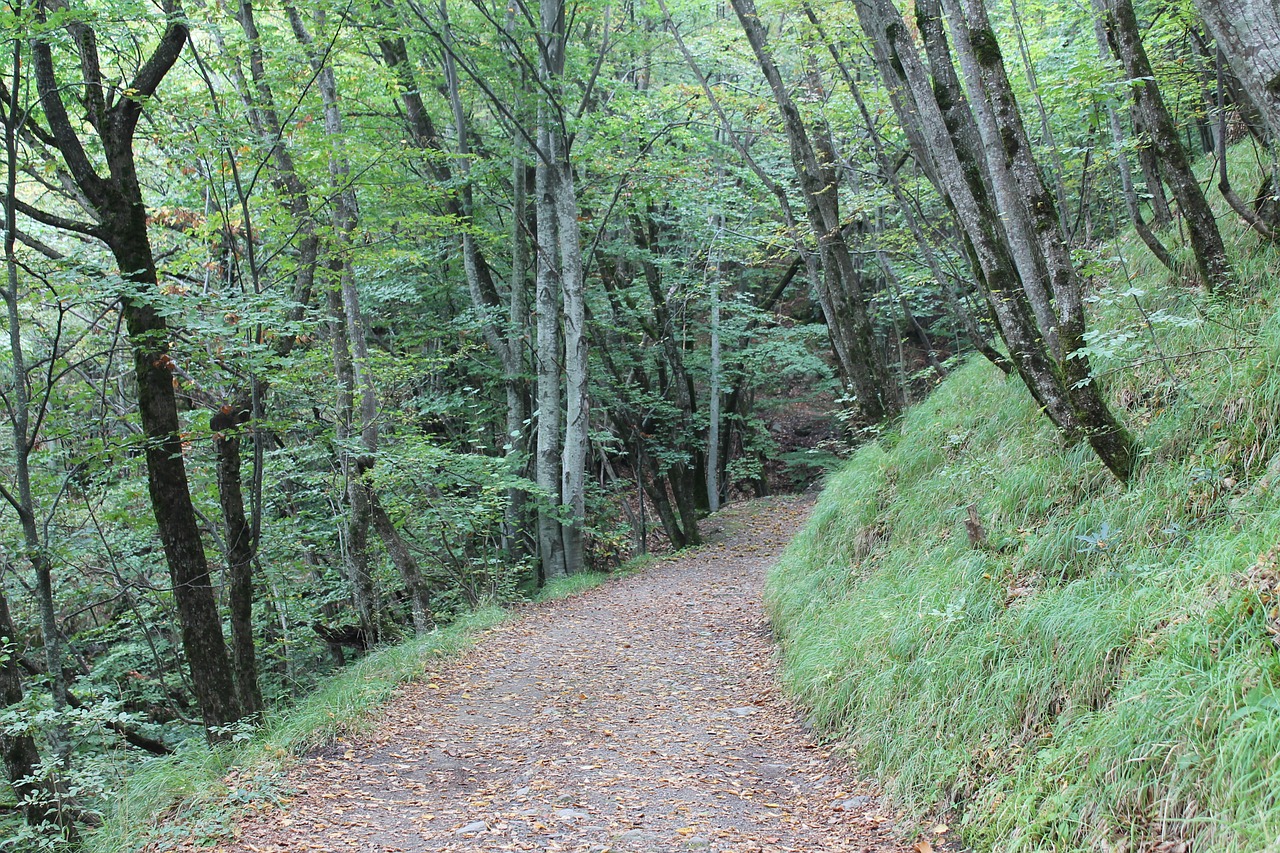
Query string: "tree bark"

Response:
xmin=29 ymin=3 xmax=240 ymax=735
xmin=729 ymin=0 xmax=897 ymax=424
xmin=945 ymin=0 xmax=1136 ymax=478
xmin=855 ymin=0 xmax=1140 ymax=479
xmin=214 ymin=424 xmax=263 ymax=716
xmin=1193 ymin=0 xmax=1280 ymax=141
xmin=1100 ymin=0 xmax=1233 ymax=293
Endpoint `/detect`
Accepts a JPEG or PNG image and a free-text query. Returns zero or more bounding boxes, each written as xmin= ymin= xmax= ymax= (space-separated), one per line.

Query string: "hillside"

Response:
xmin=766 ymin=224 xmax=1280 ymax=850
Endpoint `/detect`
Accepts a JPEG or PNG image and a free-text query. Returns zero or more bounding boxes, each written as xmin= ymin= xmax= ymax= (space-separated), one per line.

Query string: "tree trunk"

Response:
xmin=534 ymin=117 xmax=567 ymax=581
xmin=370 ymin=493 xmax=435 ymax=634
xmin=945 ymin=0 xmax=1136 ymax=478
xmin=729 ymin=0 xmax=896 ymax=424
xmin=1100 ymin=0 xmax=1233 ymax=293
xmin=0 ymin=592 xmax=68 ymax=834
xmin=1193 ymin=0 xmax=1280 ymax=141
xmin=29 ymin=8 xmax=241 ymax=734
xmin=854 ymin=0 xmax=1142 ymax=480
xmin=214 ymin=426 xmax=263 ymax=716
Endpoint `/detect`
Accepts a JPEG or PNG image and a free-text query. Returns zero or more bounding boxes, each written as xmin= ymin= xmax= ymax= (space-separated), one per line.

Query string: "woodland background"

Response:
xmin=1 ymin=0 xmax=1278 ymax=847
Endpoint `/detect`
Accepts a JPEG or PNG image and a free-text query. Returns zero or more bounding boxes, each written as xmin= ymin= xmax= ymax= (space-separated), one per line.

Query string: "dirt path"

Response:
xmin=208 ymin=497 xmax=904 ymax=852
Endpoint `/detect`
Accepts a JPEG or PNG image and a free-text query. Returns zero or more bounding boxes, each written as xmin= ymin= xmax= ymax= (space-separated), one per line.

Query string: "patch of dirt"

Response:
xmin=184 ymin=497 xmax=907 ymax=852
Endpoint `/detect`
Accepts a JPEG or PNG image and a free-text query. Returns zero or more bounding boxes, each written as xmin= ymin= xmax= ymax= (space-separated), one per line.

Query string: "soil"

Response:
xmin=190 ymin=496 xmax=906 ymax=853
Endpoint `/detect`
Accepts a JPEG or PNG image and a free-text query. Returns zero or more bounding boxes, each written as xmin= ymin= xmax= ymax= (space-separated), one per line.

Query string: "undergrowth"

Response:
xmin=766 ymin=149 xmax=1280 ymax=851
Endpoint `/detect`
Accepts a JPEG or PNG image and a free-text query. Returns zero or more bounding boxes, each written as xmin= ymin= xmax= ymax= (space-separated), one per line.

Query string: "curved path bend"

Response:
xmin=207 ymin=497 xmax=903 ymax=853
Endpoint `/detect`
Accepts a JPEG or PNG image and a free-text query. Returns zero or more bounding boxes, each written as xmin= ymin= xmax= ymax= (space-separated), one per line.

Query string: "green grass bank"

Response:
xmin=767 ymin=234 xmax=1280 ymax=850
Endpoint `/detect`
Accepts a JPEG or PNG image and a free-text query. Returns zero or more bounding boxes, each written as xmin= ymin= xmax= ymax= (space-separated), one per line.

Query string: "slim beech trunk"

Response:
xmin=1093 ymin=14 xmax=1177 ymax=270
xmin=327 ymin=286 xmax=378 ymax=642
xmin=1100 ymin=0 xmax=1233 ymax=293
xmin=27 ymin=3 xmax=239 ymax=735
xmin=730 ymin=0 xmax=896 ymax=423
xmin=801 ymin=0 xmax=1011 ymax=373
xmin=534 ymin=117 xmax=567 ymax=581
xmin=916 ymin=0 xmax=1060 ymax=360
xmin=214 ymin=426 xmax=263 ymax=716
xmin=855 ymin=0 xmax=1138 ymax=479
xmin=555 ymin=162 xmax=589 ymax=576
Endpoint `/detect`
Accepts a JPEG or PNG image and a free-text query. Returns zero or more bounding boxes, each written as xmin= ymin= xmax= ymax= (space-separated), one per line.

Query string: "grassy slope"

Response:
xmin=766 ymin=194 xmax=1280 ymax=848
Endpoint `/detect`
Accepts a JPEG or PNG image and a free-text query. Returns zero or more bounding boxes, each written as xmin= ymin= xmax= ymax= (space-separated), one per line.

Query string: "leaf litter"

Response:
xmin=166 ymin=496 xmax=915 ymax=853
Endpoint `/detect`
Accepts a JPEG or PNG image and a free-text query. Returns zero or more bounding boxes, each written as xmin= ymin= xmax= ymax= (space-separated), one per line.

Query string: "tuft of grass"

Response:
xmin=766 ymin=143 xmax=1280 ymax=851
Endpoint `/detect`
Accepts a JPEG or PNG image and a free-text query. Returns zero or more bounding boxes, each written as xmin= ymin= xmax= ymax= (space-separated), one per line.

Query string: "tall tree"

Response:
xmin=728 ymin=0 xmax=898 ymax=424
xmin=15 ymin=0 xmax=240 ymax=735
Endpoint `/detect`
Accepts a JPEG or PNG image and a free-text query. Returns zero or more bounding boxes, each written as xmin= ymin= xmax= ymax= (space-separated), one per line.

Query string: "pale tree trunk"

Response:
xmin=706 ymin=208 xmax=722 ymax=514
xmin=1 ymin=56 xmax=73 ymax=830
xmin=556 ymin=163 xmax=589 ymax=576
xmin=730 ymin=0 xmax=896 ymax=423
xmin=289 ymin=3 xmax=436 ymax=633
xmin=531 ymin=0 xmax=588 ymax=578
xmin=917 ymin=0 xmax=1060 ymax=359
xmin=800 ymin=0 xmax=1011 ymax=373
xmin=1193 ymin=0 xmax=1280 ymax=141
xmin=944 ymin=0 xmax=1136 ymax=479
xmin=1100 ymin=0 xmax=1234 ymax=293
xmin=534 ymin=117 xmax=567 ymax=581
xmin=854 ymin=0 xmax=1143 ymax=480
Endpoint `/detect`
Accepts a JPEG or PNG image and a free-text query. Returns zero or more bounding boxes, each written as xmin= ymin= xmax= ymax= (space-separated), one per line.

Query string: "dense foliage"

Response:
xmin=0 ymin=0 xmax=1274 ymax=846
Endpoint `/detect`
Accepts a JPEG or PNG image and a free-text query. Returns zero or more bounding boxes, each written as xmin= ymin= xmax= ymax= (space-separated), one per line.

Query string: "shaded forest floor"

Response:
xmin=172 ymin=497 xmax=909 ymax=853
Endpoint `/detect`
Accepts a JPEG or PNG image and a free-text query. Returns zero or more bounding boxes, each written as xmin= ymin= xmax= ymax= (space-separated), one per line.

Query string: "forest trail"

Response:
xmin=201 ymin=497 xmax=904 ymax=852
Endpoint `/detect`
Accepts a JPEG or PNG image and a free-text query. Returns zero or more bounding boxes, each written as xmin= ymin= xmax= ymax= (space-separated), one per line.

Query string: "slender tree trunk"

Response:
xmin=370 ymin=495 xmax=434 ymax=634
xmin=1093 ymin=13 xmax=1177 ymax=270
xmin=1100 ymin=0 xmax=1233 ymax=292
xmin=214 ymin=426 xmax=263 ymax=716
xmin=28 ymin=3 xmax=240 ymax=736
xmin=555 ymin=162 xmax=589 ymax=576
xmin=945 ymin=0 xmax=1135 ymax=477
xmin=534 ymin=117 xmax=567 ymax=581
xmin=729 ymin=0 xmax=896 ymax=423
xmin=854 ymin=0 xmax=1143 ymax=477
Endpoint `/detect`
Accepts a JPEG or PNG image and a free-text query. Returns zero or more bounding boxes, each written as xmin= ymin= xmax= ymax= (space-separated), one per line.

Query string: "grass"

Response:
xmin=765 ymin=147 xmax=1280 ymax=851
xmin=82 ymin=566 xmax=637 ymax=853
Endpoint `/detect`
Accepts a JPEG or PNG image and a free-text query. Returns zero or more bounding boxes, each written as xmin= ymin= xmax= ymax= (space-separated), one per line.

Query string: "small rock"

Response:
xmin=556 ymin=808 xmax=591 ymax=821
xmin=684 ymin=835 xmax=710 ymax=848
xmin=728 ymin=706 xmax=757 ymax=717
xmin=758 ymin=763 xmax=787 ymax=779
xmin=515 ymin=785 xmax=531 ymax=797
xmin=617 ymin=829 xmax=657 ymax=841
xmin=841 ymin=795 xmax=872 ymax=810
xmin=455 ymin=820 xmax=488 ymax=835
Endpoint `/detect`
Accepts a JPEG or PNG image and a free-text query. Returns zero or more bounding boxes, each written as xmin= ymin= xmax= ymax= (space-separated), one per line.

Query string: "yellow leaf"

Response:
xmin=934 ymin=824 xmax=949 ymax=834
xmin=913 ymin=842 xmax=934 ymax=853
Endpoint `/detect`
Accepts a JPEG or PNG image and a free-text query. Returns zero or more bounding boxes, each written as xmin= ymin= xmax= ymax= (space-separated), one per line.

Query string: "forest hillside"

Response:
xmin=767 ymin=206 xmax=1280 ymax=851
